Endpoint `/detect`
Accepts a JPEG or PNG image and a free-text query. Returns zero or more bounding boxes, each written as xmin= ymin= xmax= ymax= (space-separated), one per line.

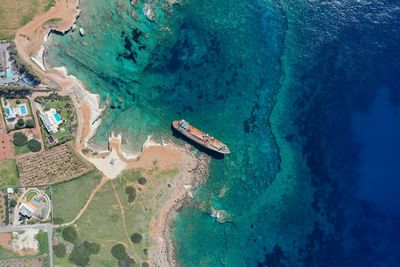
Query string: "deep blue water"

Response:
xmin=46 ymin=0 xmax=400 ymax=266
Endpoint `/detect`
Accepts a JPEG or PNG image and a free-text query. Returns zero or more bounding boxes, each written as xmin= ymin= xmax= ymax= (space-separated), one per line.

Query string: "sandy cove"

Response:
xmin=14 ymin=0 xmax=210 ymax=266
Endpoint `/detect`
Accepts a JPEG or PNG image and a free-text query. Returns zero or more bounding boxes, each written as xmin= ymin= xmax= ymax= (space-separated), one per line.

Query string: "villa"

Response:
xmin=39 ymin=108 xmax=62 ymax=134
xmin=18 ymin=203 xmax=36 ymax=219
xmin=1 ymin=98 xmax=32 ymax=131
xmin=4 ymin=102 xmax=29 ymax=122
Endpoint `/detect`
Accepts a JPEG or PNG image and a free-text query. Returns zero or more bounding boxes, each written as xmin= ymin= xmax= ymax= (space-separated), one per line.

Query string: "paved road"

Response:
xmin=0 ymin=223 xmax=54 ymax=267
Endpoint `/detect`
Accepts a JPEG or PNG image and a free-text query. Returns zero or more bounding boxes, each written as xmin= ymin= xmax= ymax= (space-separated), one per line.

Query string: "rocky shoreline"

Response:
xmin=150 ymin=147 xmax=210 ymax=267
xmin=14 ymin=1 xmax=212 ymax=266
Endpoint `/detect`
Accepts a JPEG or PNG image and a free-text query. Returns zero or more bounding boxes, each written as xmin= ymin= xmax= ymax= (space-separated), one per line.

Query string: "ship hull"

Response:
xmin=172 ymin=120 xmax=230 ymax=154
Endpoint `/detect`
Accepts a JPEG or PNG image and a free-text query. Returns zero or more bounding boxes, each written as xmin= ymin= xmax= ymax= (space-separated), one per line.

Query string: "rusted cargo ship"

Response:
xmin=172 ymin=119 xmax=231 ymax=154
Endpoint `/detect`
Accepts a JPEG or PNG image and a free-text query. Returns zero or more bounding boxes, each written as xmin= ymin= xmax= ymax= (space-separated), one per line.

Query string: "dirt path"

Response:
xmin=110 ymin=181 xmax=141 ymax=262
xmin=60 ymin=175 xmax=108 ymax=227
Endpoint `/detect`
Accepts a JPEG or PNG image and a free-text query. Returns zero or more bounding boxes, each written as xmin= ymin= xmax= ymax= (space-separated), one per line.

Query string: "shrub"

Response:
xmin=62 ymin=226 xmax=78 ymax=244
xmin=130 ymin=233 xmax=142 ymax=244
xmin=54 ymin=243 xmax=66 ymax=258
xmin=125 ymin=186 xmax=136 ymax=203
xmin=138 ymin=177 xmax=147 ymax=185
xmin=16 ymin=118 xmax=25 ymax=128
xmin=111 ymin=243 xmax=127 ymax=260
xmin=27 ymin=139 xmax=41 ymax=152
xmin=9 ymin=199 xmax=17 ymax=207
xmin=25 ymin=119 xmax=35 ymax=128
xmin=13 ymin=132 xmax=28 ymax=146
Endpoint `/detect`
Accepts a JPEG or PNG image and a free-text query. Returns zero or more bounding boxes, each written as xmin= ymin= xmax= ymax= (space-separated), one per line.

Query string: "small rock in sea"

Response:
xmin=210 ymin=207 xmax=232 ymax=223
xmin=143 ymin=4 xmax=156 ymax=22
xmin=72 ymin=24 xmax=77 ymax=31
xmin=131 ymin=11 xmax=140 ymax=21
xmin=81 ymin=41 xmax=88 ymax=46
xmin=79 ymin=27 xmax=86 ymax=36
xmin=130 ymin=0 xmax=138 ymax=6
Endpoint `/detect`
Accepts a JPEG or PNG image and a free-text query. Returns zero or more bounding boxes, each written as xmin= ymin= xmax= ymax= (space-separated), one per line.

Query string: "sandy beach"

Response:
xmin=13 ymin=1 xmax=210 ymax=265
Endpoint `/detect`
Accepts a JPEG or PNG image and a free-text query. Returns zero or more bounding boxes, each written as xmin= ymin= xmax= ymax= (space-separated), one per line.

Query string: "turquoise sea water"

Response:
xmin=47 ymin=0 xmax=400 ymax=266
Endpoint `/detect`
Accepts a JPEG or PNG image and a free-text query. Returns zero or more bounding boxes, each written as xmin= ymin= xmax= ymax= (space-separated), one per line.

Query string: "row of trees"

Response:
xmin=0 ymin=84 xmax=32 ymax=97
xmin=7 ymin=42 xmax=41 ymax=85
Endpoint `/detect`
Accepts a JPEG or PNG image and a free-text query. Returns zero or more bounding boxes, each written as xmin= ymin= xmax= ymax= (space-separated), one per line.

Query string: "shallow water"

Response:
xmin=47 ymin=0 xmax=400 ymax=266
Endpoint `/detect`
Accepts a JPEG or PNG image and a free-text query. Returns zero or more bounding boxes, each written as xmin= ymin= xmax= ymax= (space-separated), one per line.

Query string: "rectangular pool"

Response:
xmin=20 ymin=104 xmax=28 ymax=116
xmin=54 ymin=113 xmax=62 ymax=122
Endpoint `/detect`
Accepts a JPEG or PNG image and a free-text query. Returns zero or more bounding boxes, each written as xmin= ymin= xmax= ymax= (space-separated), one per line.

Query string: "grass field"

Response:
xmin=0 ymin=159 xmax=19 ymax=187
xmin=14 ymin=144 xmax=31 ymax=155
xmin=58 ymin=168 xmax=178 ymax=266
xmin=52 ymin=170 xmax=102 ymax=224
xmin=0 ymin=0 xmax=56 ymax=40
xmin=52 ymin=166 xmax=178 ymax=266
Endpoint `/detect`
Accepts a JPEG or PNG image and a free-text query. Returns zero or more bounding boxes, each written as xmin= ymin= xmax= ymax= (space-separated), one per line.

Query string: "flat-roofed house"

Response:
xmin=39 ymin=108 xmax=63 ymax=134
xmin=19 ymin=203 xmax=35 ymax=219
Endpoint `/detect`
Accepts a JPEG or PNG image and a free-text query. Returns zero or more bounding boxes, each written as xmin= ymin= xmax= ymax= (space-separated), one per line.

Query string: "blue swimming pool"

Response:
xmin=54 ymin=113 xmax=62 ymax=122
xmin=32 ymin=198 xmax=40 ymax=204
xmin=20 ymin=104 xmax=28 ymax=115
xmin=5 ymin=108 xmax=11 ymax=116
xmin=6 ymin=70 xmax=12 ymax=78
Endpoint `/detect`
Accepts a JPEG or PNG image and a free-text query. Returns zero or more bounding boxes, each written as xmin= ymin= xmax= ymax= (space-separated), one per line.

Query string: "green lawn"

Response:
xmin=36 ymin=230 xmax=48 ymax=255
xmin=0 ymin=159 xmax=19 ymax=187
xmin=14 ymin=145 xmax=30 ymax=155
xmin=52 ymin=170 xmax=102 ymax=224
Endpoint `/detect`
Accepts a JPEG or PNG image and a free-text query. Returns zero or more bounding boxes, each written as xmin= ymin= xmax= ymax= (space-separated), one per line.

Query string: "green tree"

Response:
xmin=9 ymin=199 xmax=17 ymax=207
xmin=69 ymin=242 xmax=90 ymax=266
xmin=62 ymin=226 xmax=78 ymax=244
xmin=13 ymin=132 xmax=28 ymax=147
xmin=83 ymin=241 xmax=100 ymax=254
xmin=25 ymin=119 xmax=35 ymax=128
xmin=130 ymin=233 xmax=142 ymax=244
xmin=111 ymin=243 xmax=127 ymax=260
xmin=16 ymin=118 xmax=25 ymax=128
xmin=27 ymin=139 xmax=41 ymax=152
xmin=54 ymin=243 xmax=66 ymax=258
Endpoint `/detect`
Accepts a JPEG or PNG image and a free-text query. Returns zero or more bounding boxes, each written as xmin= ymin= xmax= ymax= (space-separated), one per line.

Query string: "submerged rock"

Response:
xmin=79 ymin=27 xmax=86 ymax=36
xmin=131 ymin=11 xmax=140 ymax=21
xmin=130 ymin=0 xmax=139 ymax=6
xmin=210 ymin=207 xmax=232 ymax=223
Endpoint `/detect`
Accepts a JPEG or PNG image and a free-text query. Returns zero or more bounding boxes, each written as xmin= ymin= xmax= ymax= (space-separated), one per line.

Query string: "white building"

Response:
xmin=18 ymin=203 xmax=36 ymax=219
xmin=39 ymin=108 xmax=63 ymax=134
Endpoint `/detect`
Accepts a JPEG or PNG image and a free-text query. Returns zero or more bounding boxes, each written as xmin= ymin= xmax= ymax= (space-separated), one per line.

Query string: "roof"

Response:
xmin=19 ymin=203 xmax=35 ymax=218
xmin=40 ymin=108 xmax=62 ymax=134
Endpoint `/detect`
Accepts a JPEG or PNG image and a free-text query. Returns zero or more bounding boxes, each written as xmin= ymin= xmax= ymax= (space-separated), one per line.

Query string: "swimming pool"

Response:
xmin=20 ymin=104 xmax=28 ymax=116
xmin=32 ymin=198 xmax=40 ymax=205
xmin=54 ymin=112 xmax=62 ymax=122
xmin=6 ymin=70 xmax=12 ymax=78
xmin=5 ymin=108 xmax=11 ymax=116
